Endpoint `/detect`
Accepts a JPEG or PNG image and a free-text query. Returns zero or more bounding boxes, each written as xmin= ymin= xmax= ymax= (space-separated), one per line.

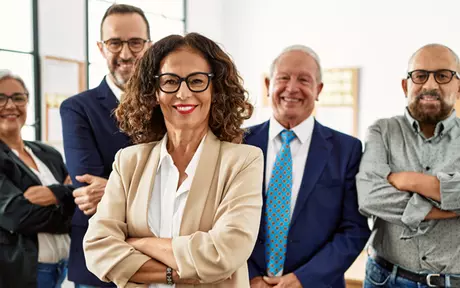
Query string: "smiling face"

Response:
xmin=268 ymin=50 xmax=323 ymax=129
xmin=98 ymin=13 xmax=150 ymax=89
xmin=156 ymin=46 xmax=213 ymax=133
xmin=0 ymin=78 xmax=28 ymax=138
xmin=402 ymin=45 xmax=460 ymax=124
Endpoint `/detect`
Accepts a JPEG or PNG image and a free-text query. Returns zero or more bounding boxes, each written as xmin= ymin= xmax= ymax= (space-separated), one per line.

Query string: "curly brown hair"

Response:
xmin=115 ymin=32 xmax=253 ymax=144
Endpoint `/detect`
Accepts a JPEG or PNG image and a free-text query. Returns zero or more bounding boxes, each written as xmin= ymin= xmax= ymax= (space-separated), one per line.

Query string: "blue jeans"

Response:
xmin=74 ymin=285 xmax=102 ymax=288
xmin=364 ymin=257 xmax=458 ymax=288
xmin=37 ymin=260 xmax=68 ymax=288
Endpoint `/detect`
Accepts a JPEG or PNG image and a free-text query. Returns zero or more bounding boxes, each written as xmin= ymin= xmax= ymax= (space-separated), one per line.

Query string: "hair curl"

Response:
xmin=116 ymin=32 xmax=253 ymax=144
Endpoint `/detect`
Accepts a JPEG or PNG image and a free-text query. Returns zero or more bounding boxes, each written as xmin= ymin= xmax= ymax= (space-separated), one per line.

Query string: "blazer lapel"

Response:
xmin=290 ymin=121 xmax=332 ymax=228
xmin=0 ymin=141 xmax=41 ymax=185
xmin=245 ymin=121 xmax=269 ymax=195
xmin=255 ymin=121 xmax=270 ymax=196
xmin=179 ymin=131 xmax=221 ymax=236
xmin=96 ymin=78 xmax=119 ymax=115
xmin=244 ymin=121 xmax=270 ymax=241
xmin=25 ymin=142 xmax=62 ymax=182
xmin=137 ymin=142 xmax=161 ymax=236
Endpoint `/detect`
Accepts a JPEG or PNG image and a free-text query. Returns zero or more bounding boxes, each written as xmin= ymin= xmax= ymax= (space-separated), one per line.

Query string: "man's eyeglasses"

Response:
xmin=154 ymin=72 xmax=214 ymax=93
xmin=0 ymin=93 xmax=28 ymax=108
xmin=100 ymin=38 xmax=150 ymax=53
xmin=407 ymin=69 xmax=459 ymax=85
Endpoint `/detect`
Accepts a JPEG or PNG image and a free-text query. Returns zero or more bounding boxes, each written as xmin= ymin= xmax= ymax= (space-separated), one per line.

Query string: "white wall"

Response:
xmin=186 ymin=0 xmax=224 ymax=45
xmin=187 ymin=0 xmax=460 ymax=139
xmin=38 ymin=0 xmax=86 ymax=157
xmin=39 ymin=0 xmax=86 ymax=61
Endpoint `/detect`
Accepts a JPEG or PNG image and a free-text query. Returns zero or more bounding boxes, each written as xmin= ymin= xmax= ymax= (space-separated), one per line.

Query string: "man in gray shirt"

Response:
xmin=357 ymin=43 xmax=460 ymax=288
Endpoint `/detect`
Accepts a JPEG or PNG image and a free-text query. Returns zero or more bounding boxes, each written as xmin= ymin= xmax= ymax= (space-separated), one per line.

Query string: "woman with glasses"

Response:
xmin=0 ymin=70 xmax=75 ymax=288
xmin=83 ymin=33 xmax=263 ymax=288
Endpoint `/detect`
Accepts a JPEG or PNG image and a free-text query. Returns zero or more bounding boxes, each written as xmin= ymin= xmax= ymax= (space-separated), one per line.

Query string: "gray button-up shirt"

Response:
xmin=357 ymin=108 xmax=460 ymax=274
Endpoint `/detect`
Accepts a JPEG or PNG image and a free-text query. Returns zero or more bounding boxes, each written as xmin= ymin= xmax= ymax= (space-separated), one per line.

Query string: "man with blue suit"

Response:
xmin=60 ymin=4 xmax=151 ymax=288
xmin=245 ymin=45 xmax=370 ymax=288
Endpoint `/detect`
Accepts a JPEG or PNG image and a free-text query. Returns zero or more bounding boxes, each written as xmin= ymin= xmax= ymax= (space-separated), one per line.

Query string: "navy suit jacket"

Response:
xmin=244 ymin=120 xmax=370 ymax=288
xmin=60 ymin=78 xmax=130 ymax=286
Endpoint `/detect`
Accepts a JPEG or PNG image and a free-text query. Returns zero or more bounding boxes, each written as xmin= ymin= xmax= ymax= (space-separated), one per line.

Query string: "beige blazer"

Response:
xmin=83 ymin=131 xmax=263 ymax=288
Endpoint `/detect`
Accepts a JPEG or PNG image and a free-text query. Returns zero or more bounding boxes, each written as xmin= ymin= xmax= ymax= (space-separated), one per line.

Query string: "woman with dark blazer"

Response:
xmin=0 ymin=70 xmax=75 ymax=288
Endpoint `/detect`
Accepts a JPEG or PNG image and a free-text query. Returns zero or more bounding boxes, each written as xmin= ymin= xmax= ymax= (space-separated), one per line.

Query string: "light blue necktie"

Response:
xmin=265 ymin=129 xmax=296 ymax=275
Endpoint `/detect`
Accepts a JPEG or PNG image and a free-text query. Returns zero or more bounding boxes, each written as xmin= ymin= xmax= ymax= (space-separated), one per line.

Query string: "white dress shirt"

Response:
xmin=266 ymin=116 xmax=314 ymax=275
xmin=148 ymin=134 xmax=206 ymax=288
xmin=13 ymin=146 xmax=70 ymax=264
xmin=105 ymin=74 xmax=123 ymax=101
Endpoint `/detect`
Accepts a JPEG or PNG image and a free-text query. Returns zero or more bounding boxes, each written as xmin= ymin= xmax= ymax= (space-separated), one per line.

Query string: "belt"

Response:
xmin=370 ymin=254 xmax=460 ymax=287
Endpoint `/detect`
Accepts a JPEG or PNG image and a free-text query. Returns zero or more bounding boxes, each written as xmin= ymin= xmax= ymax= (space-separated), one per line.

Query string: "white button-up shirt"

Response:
xmin=105 ymin=74 xmax=123 ymax=101
xmin=265 ymin=116 xmax=314 ymax=275
xmin=148 ymin=134 xmax=206 ymax=288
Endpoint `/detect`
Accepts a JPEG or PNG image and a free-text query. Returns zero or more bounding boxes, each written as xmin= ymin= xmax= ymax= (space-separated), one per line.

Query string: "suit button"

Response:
xmin=422 ymin=256 xmax=427 ymax=261
xmin=425 ymin=166 xmax=430 ymax=171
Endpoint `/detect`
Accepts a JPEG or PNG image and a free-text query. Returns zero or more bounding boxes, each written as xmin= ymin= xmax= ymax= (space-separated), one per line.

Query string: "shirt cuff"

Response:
xmin=400 ymin=193 xmax=433 ymax=238
xmin=437 ymin=172 xmax=460 ymax=211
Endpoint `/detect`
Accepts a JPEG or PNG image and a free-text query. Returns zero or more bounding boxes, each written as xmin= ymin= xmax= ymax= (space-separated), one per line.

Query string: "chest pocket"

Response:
xmin=314 ymin=179 xmax=343 ymax=209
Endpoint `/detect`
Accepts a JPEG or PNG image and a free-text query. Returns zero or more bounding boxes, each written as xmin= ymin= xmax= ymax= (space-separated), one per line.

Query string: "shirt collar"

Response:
xmin=269 ymin=115 xmax=315 ymax=144
xmin=11 ymin=145 xmax=32 ymax=157
xmin=157 ymin=133 xmax=207 ymax=176
xmin=404 ymin=107 xmax=457 ymax=136
xmin=105 ymin=75 xmax=123 ymax=101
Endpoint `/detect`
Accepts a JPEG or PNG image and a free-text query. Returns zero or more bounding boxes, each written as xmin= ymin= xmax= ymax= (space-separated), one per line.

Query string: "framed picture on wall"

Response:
xmin=42 ymin=56 xmax=86 ymax=154
xmin=314 ymin=67 xmax=359 ymax=137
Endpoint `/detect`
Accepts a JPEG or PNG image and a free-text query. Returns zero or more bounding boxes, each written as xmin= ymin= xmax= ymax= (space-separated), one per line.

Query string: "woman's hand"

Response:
xmin=128 ymin=238 xmax=200 ymax=285
xmin=24 ymin=186 xmax=58 ymax=206
xmin=173 ymin=270 xmax=200 ymax=285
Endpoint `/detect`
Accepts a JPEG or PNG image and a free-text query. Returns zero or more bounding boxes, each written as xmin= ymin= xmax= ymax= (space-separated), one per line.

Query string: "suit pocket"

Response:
xmin=313 ymin=182 xmax=343 ymax=209
xmin=315 ymin=178 xmax=342 ymax=188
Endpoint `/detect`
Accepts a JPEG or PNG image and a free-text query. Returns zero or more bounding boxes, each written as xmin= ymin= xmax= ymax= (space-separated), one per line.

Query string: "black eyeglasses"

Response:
xmin=154 ymin=72 xmax=214 ymax=93
xmin=407 ymin=69 xmax=459 ymax=84
xmin=0 ymin=93 xmax=28 ymax=108
xmin=100 ymin=38 xmax=150 ymax=53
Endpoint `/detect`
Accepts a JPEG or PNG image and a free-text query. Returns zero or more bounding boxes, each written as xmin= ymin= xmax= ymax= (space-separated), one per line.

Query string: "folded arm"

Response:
xmin=0 ymin=173 xmax=71 ymax=234
xmin=388 ymin=171 xmax=459 ymax=217
xmin=134 ymin=151 xmax=264 ymax=284
xmin=83 ymin=149 xmax=151 ymax=288
xmin=392 ymin=171 xmax=460 ymax=214
xmin=356 ymin=123 xmax=435 ymax=229
xmin=47 ymin=182 xmax=76 ymax=217
xmin=49 ymin=160 xmax=77 ymax=217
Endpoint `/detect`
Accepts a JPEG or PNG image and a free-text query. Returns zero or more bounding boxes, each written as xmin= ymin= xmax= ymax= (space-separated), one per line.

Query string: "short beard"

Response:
xmin=111 ymin=71 xmax=128 ymax=88
xmin=408 ymin=90 xmax=453 ymax=124
xmin=110 ymin=58 xmax=135 ymax=89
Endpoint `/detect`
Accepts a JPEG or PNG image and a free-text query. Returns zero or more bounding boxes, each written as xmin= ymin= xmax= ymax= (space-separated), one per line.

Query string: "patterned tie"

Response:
xmin=265 ymin=129 xmax=296 ymax=275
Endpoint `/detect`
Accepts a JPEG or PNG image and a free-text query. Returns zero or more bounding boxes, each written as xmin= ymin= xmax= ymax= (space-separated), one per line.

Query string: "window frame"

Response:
xmin=0 ymin=0 xmax=41 ymax=140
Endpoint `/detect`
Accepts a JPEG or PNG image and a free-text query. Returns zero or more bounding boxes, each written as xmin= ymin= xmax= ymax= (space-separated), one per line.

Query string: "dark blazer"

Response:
xmin=0 ymin=140 xmax=74 ymax=288
xmin=244 ymin=120 xmax=370 ymax=288
xmin=60 ymin=78 xmax=130 ymax=286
